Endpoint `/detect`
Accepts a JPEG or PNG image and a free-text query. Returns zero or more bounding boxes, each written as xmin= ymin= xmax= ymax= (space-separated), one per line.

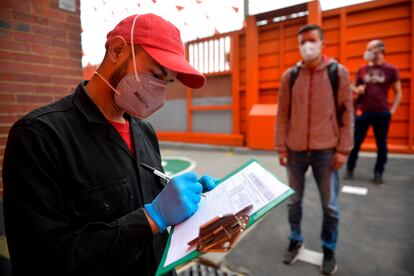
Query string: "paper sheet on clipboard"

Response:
xmin=156 ymin=159 xmax=294 ymax=275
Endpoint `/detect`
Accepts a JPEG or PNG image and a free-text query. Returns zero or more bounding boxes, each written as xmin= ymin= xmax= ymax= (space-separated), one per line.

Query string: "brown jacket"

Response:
xmin=275 ymin=57 xmax=354 ymax=154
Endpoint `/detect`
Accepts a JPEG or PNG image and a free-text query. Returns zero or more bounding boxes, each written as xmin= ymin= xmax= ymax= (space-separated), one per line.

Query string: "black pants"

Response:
xmin=0 ymin=255 xmax=11 ymax=276
xmin=347 ymin=111 xmax=391 ymax=175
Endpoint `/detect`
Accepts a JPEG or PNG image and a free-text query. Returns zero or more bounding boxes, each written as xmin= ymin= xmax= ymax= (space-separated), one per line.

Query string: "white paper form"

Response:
xmin=164 ymin=161 xmax=290 ymax=267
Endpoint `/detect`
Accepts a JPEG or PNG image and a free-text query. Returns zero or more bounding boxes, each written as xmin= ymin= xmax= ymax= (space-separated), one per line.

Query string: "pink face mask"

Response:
xmin=95 ymin=15 xmax=168 ymax=119
xmin=113 ymin=72 xmax=167 ymax=118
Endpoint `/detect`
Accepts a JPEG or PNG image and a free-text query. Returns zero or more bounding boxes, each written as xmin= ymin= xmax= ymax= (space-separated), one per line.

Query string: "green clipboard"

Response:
xmin=155 ymin=159 xmax=294 ymax=276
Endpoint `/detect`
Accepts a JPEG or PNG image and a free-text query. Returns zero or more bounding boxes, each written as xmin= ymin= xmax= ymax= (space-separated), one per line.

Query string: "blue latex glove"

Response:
xmin=198 ymin=175 xmax=219 ymax=192
xmin=144 ymin=172 xmax=202 ymax=232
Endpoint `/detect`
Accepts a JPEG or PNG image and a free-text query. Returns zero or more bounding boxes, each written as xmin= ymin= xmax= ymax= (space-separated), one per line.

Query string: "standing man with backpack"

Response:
xmin=344 ymin=40 xmax=402 ymax=185
xmin=275 ymin=24 xmax=353 ymax=275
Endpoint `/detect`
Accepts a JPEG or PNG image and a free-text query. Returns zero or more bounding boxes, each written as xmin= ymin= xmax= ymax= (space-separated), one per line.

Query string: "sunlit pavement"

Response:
xmin=0 ymin=144 xmax=413 ymax=276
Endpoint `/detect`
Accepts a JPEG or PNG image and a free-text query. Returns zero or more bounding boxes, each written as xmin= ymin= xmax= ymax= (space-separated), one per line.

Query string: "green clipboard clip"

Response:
xmin=187 ymin=204 xmax=253 ymax=253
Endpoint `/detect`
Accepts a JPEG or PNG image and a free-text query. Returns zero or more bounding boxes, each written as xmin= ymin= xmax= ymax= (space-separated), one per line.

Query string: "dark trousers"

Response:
xmin=287 ymin=150 xmax=340 ymax=250
xmin=347 ymin=111 xmax=391 ymax=175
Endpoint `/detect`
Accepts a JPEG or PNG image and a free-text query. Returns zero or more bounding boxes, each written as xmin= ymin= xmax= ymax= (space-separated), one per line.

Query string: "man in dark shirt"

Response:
xmin=2 ymin=14 xmax=217 ymax=275
xmin=345 ymin=40 xmax=403 ymax=185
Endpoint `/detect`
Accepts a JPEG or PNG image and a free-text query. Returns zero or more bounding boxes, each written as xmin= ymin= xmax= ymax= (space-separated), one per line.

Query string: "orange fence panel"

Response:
xmin=154 ymin=0 xmax=413 ymax=152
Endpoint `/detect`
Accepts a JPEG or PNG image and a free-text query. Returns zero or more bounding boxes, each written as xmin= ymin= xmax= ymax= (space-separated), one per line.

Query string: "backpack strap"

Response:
xmin=289 ymin=64 xmax=301 ymax=93
xmin=288 ymin=64 xmax=301 ymax=119
xmin=327 ymin=62 xmax=345 ymax=128
xmin=327 ymin=61 xmax=339 ymax=100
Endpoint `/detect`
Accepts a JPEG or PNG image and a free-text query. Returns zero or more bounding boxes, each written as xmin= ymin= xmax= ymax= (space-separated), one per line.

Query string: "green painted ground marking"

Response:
xmin=161 ymin=157 xmax=196 ymax=177
xmin=0 ymin=236 xmax=9 ymax=259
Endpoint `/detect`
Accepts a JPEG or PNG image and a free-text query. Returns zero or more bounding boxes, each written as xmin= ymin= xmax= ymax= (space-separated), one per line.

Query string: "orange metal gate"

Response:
xmin=238 ymin=0 xmax=414 ymax=153
xmin=158 ymin=0 xmax=414 ymax=153
xmin=321 ymin=0 xmax=414 ymax=153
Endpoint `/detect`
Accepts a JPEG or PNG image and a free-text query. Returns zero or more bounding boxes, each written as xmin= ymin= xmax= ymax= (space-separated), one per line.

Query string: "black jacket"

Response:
xmin=2 ymin=82 xmax=174 ymax=276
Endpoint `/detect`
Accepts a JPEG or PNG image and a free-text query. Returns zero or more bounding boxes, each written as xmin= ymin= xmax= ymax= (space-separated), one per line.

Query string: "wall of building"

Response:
xmin=0 ymin=0 xmax=83 ymax=193
xmin=322 ymin=1 xmax=413 ymax=151
xmin=148 ymin=74 xmax=233 ymax=133
xmin=243 ymin=0 xmax=413 ymax=152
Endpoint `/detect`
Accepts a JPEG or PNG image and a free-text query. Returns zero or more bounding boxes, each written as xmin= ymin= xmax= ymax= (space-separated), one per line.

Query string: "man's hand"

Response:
xmin=390 ymin=80 xmax=402 ymax=115
xmin=279 ymin=151 xmax=288 ymax=167
xmin=144 ymin=172 xmax=202 ymax=232
xmin=331 ymin=152 xmax=347 ymax=170
xmin=198 ymin=175 xmax=218 ymax=192
xmin=355 ymin=84 xmax=366 ymax=95
xmin=352 ymin=84 xmax=366 ymax=101
xmin=143 ymin=208 xmax=160 ymax=234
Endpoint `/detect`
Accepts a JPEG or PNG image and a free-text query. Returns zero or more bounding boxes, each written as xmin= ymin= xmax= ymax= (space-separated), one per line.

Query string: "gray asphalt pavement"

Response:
xmin=160 ymin=144 xmax=414 ymax=276
xmin=0 ymin=144 xmax=413 ymax=276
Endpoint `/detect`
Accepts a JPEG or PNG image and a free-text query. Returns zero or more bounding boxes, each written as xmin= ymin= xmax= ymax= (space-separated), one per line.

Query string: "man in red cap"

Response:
xmin=3 ymin=14 xmax=217 ymax=276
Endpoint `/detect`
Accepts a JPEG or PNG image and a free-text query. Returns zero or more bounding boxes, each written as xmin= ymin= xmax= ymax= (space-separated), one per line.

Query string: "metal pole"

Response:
xmin=244 ymin=0 xmax=249 ymax=20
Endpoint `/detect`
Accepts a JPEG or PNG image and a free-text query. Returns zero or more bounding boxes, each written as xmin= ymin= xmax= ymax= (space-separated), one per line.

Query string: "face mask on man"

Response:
xmin=363 ymin=50 xmax=375 ymax=61
xmin=299 ymin=41 xmax=322 ymax=61
xmin=95 ymin=15 xmax=168 ymax=119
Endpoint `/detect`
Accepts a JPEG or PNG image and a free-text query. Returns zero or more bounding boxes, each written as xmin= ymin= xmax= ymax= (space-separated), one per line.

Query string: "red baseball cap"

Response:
xmin=106 ymin=13 xmax=206 ymax=89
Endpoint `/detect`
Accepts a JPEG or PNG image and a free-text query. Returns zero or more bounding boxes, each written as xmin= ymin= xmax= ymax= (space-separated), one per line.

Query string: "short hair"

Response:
xmin=298 ymin=24 xmax=324 ymax=41
xmin=375 ymin=40 xmax=385 ymax=53
xmin=103 ymin=44 xmax=141 ymax=59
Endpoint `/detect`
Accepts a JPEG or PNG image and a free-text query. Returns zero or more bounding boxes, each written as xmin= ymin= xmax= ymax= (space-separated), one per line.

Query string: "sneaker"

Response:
xmin=372 ymin=172 xmax=384 ymax=186
xmin=321 ymin=247 xmax=338 ymax=275
xmin=343 ymin=169 xmax=353 ymax=180
xmin=283 ymin=240 xmax=304 ymax=265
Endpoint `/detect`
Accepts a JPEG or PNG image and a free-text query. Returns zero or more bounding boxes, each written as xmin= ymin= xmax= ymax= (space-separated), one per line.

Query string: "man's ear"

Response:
xmin=107 ymin=36 xmax=129 ymax=64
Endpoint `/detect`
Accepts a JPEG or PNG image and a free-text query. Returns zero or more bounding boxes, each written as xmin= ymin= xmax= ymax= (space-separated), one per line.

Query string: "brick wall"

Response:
xmin=0 ymin=0 xmax=83 ymax=194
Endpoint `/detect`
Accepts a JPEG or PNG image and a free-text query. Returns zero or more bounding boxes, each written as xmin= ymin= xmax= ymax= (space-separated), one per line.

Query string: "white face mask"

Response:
xmin=363 ymin=50 xmax=375 ymax=61
xmin=299 ymin=41 xmax=322 ymax=61
xmin=95 ymin=15 xmax=168 ymax=119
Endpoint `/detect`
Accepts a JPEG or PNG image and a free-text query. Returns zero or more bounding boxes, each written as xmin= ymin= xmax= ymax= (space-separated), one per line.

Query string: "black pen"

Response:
xmin=139 ymin=162 xmax=171 ymax=182
xmin=139 ymin=162 xmax=206 ymax=197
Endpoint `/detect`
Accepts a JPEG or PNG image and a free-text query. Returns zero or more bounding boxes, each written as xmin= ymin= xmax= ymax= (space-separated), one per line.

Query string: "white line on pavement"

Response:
xmin=359 ymin=152 xmax=414 ymax=159
xmin=341 ymin=185 xmax=368 ymax=195
xmin=298 ymin=248 xmax=323 ymax=266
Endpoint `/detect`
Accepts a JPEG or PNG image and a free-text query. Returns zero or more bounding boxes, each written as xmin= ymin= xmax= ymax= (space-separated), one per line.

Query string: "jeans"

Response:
xmin=347 ymin=111 xmax=391 ymax=175
xmin=287 ymin=149 xmax=340 ymax=251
